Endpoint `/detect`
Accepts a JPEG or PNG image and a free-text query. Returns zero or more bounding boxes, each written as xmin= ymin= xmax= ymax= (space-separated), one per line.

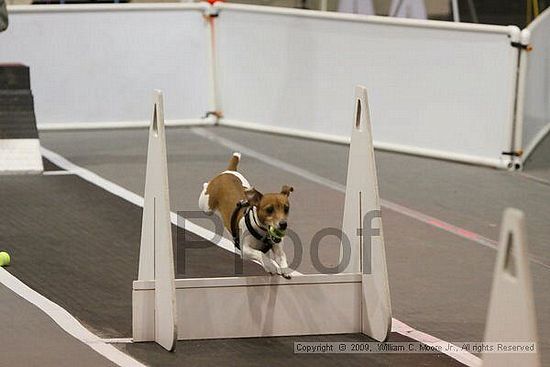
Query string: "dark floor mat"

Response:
xmin=0 ymin=172 xmax=467 ymax=366
xmin=0 ymin=174 xmax=262 ymax=338
xmin=0 ymin=174 xmax=143 ymax=337
xmin=42 ymin=157 xmax=62 ymax=171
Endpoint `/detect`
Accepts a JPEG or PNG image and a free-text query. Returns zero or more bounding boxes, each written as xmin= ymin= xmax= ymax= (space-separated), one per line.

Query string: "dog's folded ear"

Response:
xmin=281 ymin=185 xmax=294 ymax=196
xmin=245 ymin=187 xmax=263 ymax=205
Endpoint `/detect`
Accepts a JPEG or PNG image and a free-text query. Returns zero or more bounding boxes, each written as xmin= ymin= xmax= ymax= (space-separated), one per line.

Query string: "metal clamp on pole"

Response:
xmin=203 ymin=111 xmax=223 ymax=119
xmin=510 ymin=41 xmax=533 ymax=51
xmin=203 ymin=2 xmax=220 ymax=19
xmin=502 ymin=150 xmax=524 ymax=157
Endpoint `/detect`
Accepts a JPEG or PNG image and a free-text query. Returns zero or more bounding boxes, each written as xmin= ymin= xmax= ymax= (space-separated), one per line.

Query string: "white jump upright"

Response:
xmin=482 ymin=209 xmax=540 ymax=366
xmin=132 ymin=87 xmax=392 ymax=346
xmin=341 ymin=86 xmax=392 ymax=341
xmin=133 ymin=90 xmax=177 ymax=351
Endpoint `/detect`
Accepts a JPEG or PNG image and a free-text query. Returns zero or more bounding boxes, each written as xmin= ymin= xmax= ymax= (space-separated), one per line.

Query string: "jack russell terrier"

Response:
xmin=198 ymin=152 xmax=294 ymax=279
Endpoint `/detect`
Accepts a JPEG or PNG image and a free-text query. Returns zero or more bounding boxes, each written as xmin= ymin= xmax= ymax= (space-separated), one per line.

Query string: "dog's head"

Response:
xmin=245 ymin=185 xmax=293 ymax=230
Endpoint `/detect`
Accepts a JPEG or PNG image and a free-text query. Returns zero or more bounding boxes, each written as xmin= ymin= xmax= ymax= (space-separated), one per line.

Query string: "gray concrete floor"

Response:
xmin=0 ymin=282 xmax=117 ymax=367
xmin=38 ymin=125 xmax=550 ymax=366
xmin=524 ymin=129 xmax=550 ymax=184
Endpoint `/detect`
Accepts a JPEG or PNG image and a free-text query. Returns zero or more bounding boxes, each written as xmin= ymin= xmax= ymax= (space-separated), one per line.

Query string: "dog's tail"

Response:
xmin=227 ymin=152 xmax=241 ymax=171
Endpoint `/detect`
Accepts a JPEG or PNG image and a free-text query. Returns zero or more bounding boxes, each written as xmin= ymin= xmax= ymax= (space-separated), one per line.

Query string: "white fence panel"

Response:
xmin=214 ymin=4 xmax=519 ymax=168
xmin=522 ymin=8 xmax=550 ymax=160
xmin=0 ymin=4 xmax=211 ymax=127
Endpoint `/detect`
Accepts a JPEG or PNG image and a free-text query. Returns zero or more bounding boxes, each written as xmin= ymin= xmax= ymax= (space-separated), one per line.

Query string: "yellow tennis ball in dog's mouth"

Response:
xmin=268 ymin=226 xmax=286 ymax=239
xmin=0 ymin=252 xmax=10 ymax=267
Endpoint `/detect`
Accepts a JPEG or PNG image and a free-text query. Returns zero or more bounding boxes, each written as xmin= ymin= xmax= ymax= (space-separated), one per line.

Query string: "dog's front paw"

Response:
xmin=280 ymin=267 xmax=293 ymax=279
xmin=263 ymin=261 xmax=279 ymax=275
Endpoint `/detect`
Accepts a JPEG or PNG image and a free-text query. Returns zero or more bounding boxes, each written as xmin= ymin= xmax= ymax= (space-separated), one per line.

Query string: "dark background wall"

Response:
xmin=227 ymin=0 xmax=549 ymax=28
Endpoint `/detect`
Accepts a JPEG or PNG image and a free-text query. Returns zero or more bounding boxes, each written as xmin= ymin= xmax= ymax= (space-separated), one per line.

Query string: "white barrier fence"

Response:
xmin=520 ymin=7 xmax=550 ymax=162
xmin=0 ymin=4 xmax=213 ymax=128
xmin=1 ymin=2 xmax=548 ymax=169
xmin=213 ymin=3 xmax=521 ymax=169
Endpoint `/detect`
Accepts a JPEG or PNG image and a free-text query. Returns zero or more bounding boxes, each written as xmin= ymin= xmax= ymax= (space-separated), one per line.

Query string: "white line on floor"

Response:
xmin=41 ymin=148 xmax=145 ymax=207
xmin=43 ymin=170 xmax=75 ymax=176
xmin=0 ymin=268 xmax=147 ymax=367
xmin=42 ymin=145 xmax=480 ymax=367
xmin=40 ymin=148 xmax=252 ymax=261
xmin=391 ymin=319 xmax=481 ymax=367
xmin=191 ymin=127 xmax=490 ymax=244
xmin=519 ymin=171 xmax=550 ymax=187
xmin=101 ymin=338 xmax=134 ymax=344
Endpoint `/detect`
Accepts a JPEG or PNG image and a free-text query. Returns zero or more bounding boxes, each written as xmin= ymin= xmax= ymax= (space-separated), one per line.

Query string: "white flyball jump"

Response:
xmin=341 ymin=86 xmax=392 ymax=341
xmin=482 ymin=209 xmax=540 ymax=367
xmin=132 ymin=87 xmax=392 ymax=350
xmin=133 ymin=90 xmax=177 ymax=351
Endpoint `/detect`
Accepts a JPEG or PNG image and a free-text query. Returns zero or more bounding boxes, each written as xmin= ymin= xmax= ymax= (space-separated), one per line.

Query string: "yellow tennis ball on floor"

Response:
xmin=0 ymin=252 xmax=11 ymax=267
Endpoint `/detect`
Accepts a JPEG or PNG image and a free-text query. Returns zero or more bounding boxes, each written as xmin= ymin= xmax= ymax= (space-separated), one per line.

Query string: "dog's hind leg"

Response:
xmin=198 ymin=182 xmax=213 ymax=215
xmin=227 ymin=152 xmax=241 ymax=171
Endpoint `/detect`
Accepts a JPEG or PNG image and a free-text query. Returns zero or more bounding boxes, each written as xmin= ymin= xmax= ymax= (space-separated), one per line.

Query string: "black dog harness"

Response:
xmin=230 ymin=200 xmax=281 ymax=253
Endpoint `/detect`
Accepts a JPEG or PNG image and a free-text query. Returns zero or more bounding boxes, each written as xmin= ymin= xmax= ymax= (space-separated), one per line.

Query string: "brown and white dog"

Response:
xmin=198 ymin=152 xmax=294 ymax=278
